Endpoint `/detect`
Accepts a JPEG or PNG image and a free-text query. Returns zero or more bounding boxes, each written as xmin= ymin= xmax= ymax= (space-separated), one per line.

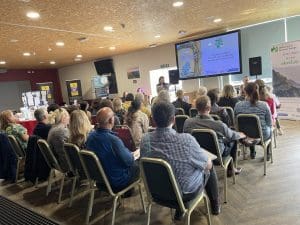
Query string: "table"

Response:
xmin=18 ymin=120 xmax=38 ymax=135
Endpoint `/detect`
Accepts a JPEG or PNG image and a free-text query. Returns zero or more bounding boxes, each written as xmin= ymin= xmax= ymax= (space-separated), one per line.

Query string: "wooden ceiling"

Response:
xmin=0 ymin=0 xmax=300 ymax=69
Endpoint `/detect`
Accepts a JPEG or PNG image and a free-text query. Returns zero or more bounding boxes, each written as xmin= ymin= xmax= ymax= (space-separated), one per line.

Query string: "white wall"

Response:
xmin=58 ymin=43 xmax=221 ymax=102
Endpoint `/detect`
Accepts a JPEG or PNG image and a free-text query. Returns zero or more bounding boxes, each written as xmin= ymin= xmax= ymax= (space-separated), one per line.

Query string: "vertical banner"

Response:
xmin=271 ymin=40 xmax=300 ymax=120
xmin=36 ymin=82 xmax=54 ymax=104
xmin=66 ymin=79 xmax=83 ymax=104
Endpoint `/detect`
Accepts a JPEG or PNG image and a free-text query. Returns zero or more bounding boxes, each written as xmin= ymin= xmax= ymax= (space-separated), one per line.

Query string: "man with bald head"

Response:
xmin=86 ymin=107 xmax=139 ymax=192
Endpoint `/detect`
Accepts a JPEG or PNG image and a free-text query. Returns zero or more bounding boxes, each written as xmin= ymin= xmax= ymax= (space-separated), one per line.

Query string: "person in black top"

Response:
xmin=172 ymin=89 xmax=191 ymax=115
xmin=33 ymin=108 xmax=52 ymax=139
xmin=218 ymin=84 xmax=240 ymax=109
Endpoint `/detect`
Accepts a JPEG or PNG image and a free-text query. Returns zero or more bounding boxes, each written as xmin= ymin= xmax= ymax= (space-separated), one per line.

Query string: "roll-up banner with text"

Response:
xmin=66 ymin=79 xmax=83 ymax=104
xmin=271 ymin=40 xmax=300 ymax=120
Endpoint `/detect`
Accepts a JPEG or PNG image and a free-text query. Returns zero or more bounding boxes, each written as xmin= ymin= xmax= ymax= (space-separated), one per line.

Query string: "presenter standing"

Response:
xmin=156 ymin=76 xmax=169 ymax=94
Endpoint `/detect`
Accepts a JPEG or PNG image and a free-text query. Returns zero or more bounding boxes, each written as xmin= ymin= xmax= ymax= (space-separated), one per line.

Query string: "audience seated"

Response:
xmin=123 ymin=93 xmax=134 ymax=111
xmin=153 ymin=90 xmax=170 ymax=104
xmin=112 ymin=97 xmax=126 ymax=125
xmin=47 ymin=103 xmax=60 ymax=113
xmin=234 ymin=82 xmax=272 ymax=159
xmin=79 ymin=101 xmax=92 ymax=121
xmin=0 ymin=110 xmax=29 ymax=151
xmin=124 ymin=99 xmax=149 ymax=148
xmin=172 ymin=89 xmax=192 ymax=115
xmin=207 ymin=89 xmax=231 ymax=126
xmin=86 ymin=107 xmax=139 ymax=192
xmin=47 ymin=108 xmax=70 ymax=171
xmin=90 ymin=98 xmax=102 ymax=116
xmin=140 ymin=101 xmax=221 ymax=218
xmin=33 ymin=108 xmax=52 ymax=139
xmin=98 ymin=99 xmax=121 ymax=126
xmin=237 ymin=75 xmax=249 ymax=101
xmin=69 ymin=110 xmax=93 ymax=149
xmin=183 ymin=95 xmax=245 ymax=175
xmin=218 ymin=84 xmax=240 ymax=109
xmin=135 ymin=93 xmax=151 ymax=118
xmin=267 ymin=85 xmax=283 ymax=135
xmin=192 ymin=86 xmax=207 ymax=107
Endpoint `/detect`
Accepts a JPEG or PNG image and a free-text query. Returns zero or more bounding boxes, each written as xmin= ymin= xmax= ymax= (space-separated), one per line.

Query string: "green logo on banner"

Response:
xmin=271 ymin=46 xmax=278 ymax=53
xmin=215 ymin=38 xmax=223 ymax=48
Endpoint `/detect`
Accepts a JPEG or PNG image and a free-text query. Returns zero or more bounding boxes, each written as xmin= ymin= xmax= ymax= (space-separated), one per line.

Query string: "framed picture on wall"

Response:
xmin=127 ymin=67 xmax=140 ymax=79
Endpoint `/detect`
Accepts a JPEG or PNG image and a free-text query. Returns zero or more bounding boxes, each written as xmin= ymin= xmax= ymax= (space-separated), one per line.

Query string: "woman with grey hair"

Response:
xmin=33 ymin=108 xmax=52 ymax=139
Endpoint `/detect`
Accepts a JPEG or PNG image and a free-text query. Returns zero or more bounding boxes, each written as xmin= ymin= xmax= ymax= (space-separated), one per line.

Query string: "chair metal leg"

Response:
xmin=46 ymin=169 xmax=53 ymax=196
xmin=146 ymin=203 xmax=152 ymax=225
xmin=138 ymin=183 xmax=146 ymax=213
xmin=35 ymin=177 xmax=39 ymax=188
xmin=85 ymin=188 xmax=95 ymax=225
xmin=263 ymin=146 xmax=267 ymax=176
xmin=58 ymin=175 xmax=65 ymax=203
xmin=185 ymin=211 xmax=191 ymax=225
xmin=273 ymin=129 xmax=277 ymax=148
xmin=111 ymin=196 xmax=119 ymax=225
xmin=242 ymin=145 xmax=246 ymax=160
xmin=15 ymin=159 xmax=20 ymax=183
xmin=224 ymin=167 xmax=227 ymax=203
xmin=203 ymin=194 xmax=212 ymax=225
xmin=231 ymin=159 xmax=236 ymax=184
xmin=270 ymin=143 xmax=274 ymax=164
xmin=69 ymin=176 xmax=77 ymax=207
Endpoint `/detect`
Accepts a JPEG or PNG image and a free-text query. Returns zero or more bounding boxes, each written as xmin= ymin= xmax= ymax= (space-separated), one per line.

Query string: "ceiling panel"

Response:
xmin=0 ymin=0 xmax=299 ymax=69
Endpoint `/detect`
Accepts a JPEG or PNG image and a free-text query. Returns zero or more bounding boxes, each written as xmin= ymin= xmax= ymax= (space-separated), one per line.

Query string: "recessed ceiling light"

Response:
xmin=56 ymin=41 xmax=64 ymax=47
xmin=0 ymin=61 xmax=6 ymax=65
xmin=104 ymin=26 xmax=114 ymax=32
xmin=98 ymin=46 xmax=104 ymax=49
xmin=26 ymin=11 xmax=40 ymax=19
xmin=155 ymin=35 xmax=161 ymax=38
xmin=76 ymin=54 xmax=82 ymax=58
xmin=109 ymin=46 xmax=116 ymax=50
xmin=10 ymin=39 xmax=18 ymax=43
xmin=19 ymin=0 xmax=31 ymax=2
xmin=39 ymin=62 xmax=45 ymax=64
xmin=173 ymin=1 xmax=184 ymax=7
xmin=49 ymin=61 xmax=56 ymax=65
xmin=213 ymin=18 xmax=222 ymax=23
xmin=23 ymin=52 xmax=31 ymax=56
xmin=74 ymin=58 xmax=82 ymax=61
xmin=48 ymin=48 xmax=52 ymax=51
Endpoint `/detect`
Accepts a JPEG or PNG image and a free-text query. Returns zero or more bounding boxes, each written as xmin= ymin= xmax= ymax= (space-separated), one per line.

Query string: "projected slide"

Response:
xmin=201 ymin=32 xmax=240 ymax=76
xmin=176 ymin=41 xmax=202 ymax=78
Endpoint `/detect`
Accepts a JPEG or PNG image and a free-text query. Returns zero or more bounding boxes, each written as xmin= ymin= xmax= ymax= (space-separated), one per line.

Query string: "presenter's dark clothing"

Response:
xmin=172 ymin=99 xmax=192 ymax=115
xmin=33 ymin=122 xmax=52 ymax=139
xmin=86 ymin=128 xmax=138 ymax=191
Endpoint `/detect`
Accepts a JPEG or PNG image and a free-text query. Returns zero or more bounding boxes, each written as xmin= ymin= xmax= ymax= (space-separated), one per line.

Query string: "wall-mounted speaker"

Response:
xmin=169 ymin=69 xmax=179 ymax=84
xmin=249 ymin=56 xmax=262 ymax=76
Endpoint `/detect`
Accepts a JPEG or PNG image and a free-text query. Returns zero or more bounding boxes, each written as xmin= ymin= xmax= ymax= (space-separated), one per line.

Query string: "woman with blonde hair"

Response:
xmin=69 ymin=110 xmax=93 ymax=148
xmin=112 ymin=97 xmax=126 ymax=124
xmin=47 ymin=108 xmax=70 ymax=171
xmin=0 ymin=110 xmax=29 ymax=150
xmin=218 ymin=84 xmax=240 ymax=109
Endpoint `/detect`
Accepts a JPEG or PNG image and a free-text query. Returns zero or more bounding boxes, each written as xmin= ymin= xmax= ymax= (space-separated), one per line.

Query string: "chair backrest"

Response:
xmin=7 ymin=135 xmax=25 ymax=158
xmin=175 ymin=115 xmax=189 ymax=133
xmin=113 ymin=125 xmax=136 ymax=152
xmin=37 ymin=139 xmax=62 ymax=172
xmin=210 ymin=114 xmax=221 ymax=121
xmin=80 ymin=150 xmax=115 ymax=195
xmin=189 ymin=108 xmax=198 ymax=118
xmin=64 ymin=143 xmax=86 ymax=179
xmin=140 ymin=157 xmax=186 ymax=213
xmin=223 ymin=107 xmax=235 ymax=127
xmin=236 ymin=114 xmax=262 ymax=140
xmin=191 ymin=129 xmax=223 ymax=166
xmin=175 ymin=108 xmax=185 ymax=115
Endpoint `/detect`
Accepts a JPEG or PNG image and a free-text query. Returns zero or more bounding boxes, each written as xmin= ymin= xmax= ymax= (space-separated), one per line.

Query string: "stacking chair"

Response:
xmin=191 ymin=129 xmax=235 ymax=203
xmin=223 ymin=107 xmax=235 ymax=128
xmin=272 ymin=127 xmax=277 ymax=148
xmin=64 ymin=143 xmax=87 ymax=207
xmin=80 ymin=150 xmax=146 ymax=225
xmin=7 ymin=135 xmax=26 ymax=182
xmin=140 ymin=157 xmax=211 ymax=225
xmin=236 ymin=114 xmax=273 ymax=176
xmin=37 ymin=139 xmax=74 ymax=203
xmin=175 ymin=108 xmax=185 ymax=115
xmin=175 ymin=115 xmax=189 ymax=133
xmin=189 ymin=108 xmax=198 ymax=118
xmin=113 ymin=125 xmax=137 ymax=152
